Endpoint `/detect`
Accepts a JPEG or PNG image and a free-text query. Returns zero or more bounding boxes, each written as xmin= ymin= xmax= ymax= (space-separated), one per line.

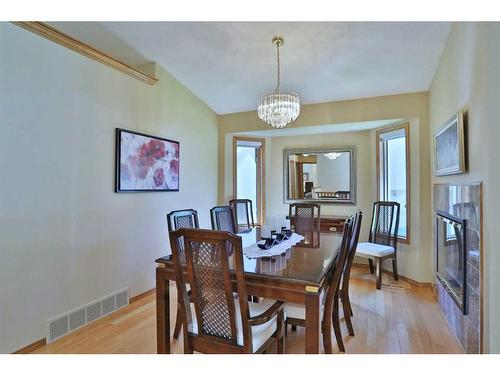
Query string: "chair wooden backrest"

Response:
xmin=169 ymin=228 xmax=255 ymax=353
xmin=322 ymin=216 xmax=355 ymax=324
xmin=229 ymin=199 xmax=254 ymax=232
xmin=167 ymin=209 xmax=200 ymax=263
xmin=369 ymin=201 xmax=400 ymax=251
xmin=341 ymin=211 xmax=363 ymax=295
xmin=289 ymin=203 xmax=321 ymax=245
xmin=210 ymin=206 xmax=237 ymax=234
xmin=167 ymin=209 xmax=199 ymax=232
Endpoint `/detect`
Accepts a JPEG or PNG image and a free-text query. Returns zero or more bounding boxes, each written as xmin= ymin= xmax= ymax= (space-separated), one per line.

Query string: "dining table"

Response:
xmin=155 ymin=228 xmax=342 ymax=354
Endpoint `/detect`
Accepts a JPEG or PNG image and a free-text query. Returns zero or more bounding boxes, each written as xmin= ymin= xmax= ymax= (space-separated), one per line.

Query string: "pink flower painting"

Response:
xmin=116 ymin=129 xmax=179 ymax=191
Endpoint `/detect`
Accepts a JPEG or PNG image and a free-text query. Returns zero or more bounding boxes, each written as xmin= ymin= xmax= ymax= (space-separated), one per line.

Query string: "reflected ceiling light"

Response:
xmin=324 ymin=152 xmax=342 ymax=160
xmin=257 ymin=36 xmax=300 ymax=129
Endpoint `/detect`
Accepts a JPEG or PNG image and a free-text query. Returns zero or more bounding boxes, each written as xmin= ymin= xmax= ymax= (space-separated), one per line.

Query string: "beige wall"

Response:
xmin=219 ymin=92 xmax=432 ymax=284
xmin=0 ymin=23 xmax=218 ymax=353
xmin=429 ymin=22 xmax=500 ymax=353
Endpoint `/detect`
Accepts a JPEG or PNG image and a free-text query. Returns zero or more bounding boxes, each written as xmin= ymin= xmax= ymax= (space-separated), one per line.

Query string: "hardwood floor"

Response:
xmin=34 ymin=266 xmax=463 ymax=354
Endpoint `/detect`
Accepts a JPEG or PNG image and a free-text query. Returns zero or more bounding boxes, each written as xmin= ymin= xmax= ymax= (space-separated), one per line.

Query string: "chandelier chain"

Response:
xmin=275 ymin=42 xmax=280 ymax=91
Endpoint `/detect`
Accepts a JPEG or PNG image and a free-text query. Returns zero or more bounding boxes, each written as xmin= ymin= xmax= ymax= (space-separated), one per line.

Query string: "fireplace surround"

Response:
xmin=433 ymin=183 xmax=481 ymax=353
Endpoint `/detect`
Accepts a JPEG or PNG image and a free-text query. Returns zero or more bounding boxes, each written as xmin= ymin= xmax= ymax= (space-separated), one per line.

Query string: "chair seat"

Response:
xmin=282 ymin=291 xmax=326 ymax=321
xmin=356 ymin=242 xmax=394 ymax=257
xmin=187 ymin=298 xmax=278 ymax=352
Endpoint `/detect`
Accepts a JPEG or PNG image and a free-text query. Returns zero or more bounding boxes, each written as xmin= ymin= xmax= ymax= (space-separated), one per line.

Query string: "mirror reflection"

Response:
xmin=285 ymin=148 xmax=355 ymax=203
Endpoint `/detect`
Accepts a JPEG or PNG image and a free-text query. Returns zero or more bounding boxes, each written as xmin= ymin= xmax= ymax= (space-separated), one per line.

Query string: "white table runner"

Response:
xmin=243 ymin=233 xmax=304 ymax=259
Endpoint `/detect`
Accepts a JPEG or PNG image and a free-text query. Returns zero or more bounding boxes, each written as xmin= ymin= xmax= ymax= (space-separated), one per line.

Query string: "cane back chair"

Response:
xmin=167 ymin=209 xmax=200 ymax=339
xmin=285 ymin=213 xmax=360 ymax=353
xmin=229 ymin=199 xmax=255 ymax=233
xmin=288 ymin=203 xmax=321 ymax=247
xmin=356 ymin=201 xmax=400 ymax=289
xmin=210 ymin=206 xmax=237 ymax=234
xmin=170 ymin=228 xmax=285 ymax=354
xmin=339 ymin=211 xmax=363 ymax=337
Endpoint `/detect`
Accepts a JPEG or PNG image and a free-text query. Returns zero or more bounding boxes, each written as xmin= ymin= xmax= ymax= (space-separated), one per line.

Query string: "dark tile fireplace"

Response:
xmin=435 ymin=210 xmax=467 ymax=314
xmin=433 ymin=183 xmax=481 ymax=353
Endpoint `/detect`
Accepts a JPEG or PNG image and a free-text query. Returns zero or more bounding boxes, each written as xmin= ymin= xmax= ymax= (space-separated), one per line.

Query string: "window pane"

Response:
xmin=236 ymin=146 xmax=257 ymax=222
xmin=386 ymin=136 xmax=407 ymax=238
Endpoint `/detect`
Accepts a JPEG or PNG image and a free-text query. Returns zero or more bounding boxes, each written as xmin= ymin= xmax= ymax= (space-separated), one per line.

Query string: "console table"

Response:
xmin=288 ymin=215 xmax=348 ymax=234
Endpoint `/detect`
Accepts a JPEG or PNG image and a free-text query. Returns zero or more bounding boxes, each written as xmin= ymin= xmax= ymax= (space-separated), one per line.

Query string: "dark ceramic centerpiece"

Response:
xmin=258 ymin=227 xmax=293 ymax=250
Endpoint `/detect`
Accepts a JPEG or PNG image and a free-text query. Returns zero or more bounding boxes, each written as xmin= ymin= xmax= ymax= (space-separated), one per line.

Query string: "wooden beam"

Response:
xmin=11 ymin=22 xmax=158 ymax=86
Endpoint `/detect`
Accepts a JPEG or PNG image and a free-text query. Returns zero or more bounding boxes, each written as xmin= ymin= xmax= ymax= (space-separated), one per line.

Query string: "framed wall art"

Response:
xmin=434 ymin=110 xmax=466 ymax=176
xmin=115 ymin=128 xmax=179 ymax=192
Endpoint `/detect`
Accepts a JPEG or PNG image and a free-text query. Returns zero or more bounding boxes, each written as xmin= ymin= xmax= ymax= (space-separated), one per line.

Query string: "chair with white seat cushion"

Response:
xmin=339 ymin=211 xmax=363 ymax=337
xmin=169 ymin=227 xmax=285 ymax=354
xmin=284 ymin=212 xmax=362 ymax=353
xmin=356 ymin=201 xmax=400 ymax=290
xmin=167 ymin=209 xmax=200 ymax=340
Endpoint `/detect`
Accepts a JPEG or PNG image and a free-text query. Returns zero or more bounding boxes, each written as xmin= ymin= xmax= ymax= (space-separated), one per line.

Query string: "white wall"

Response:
xmin=0 ymin=23 xmax=218 ymax=353
xmin=429 ymin=22 xmax=500 ymax=353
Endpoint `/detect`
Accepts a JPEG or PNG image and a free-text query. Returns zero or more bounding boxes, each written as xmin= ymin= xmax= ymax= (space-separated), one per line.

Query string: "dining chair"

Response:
xmin=289 ymin=203 xmax=321 ymax=246
xmin=210 ymin=206 xmax=237 ymax=234
xmin=284 ymin=214 xmax=357 ymax=353
xmin=169 ymin=228 xmax=286 ymax=354
xmin=339 ymin=211 xmax=363 ymax=337
xmin=167 ymin=209 xmax=200 ymax=340
xmin=229 ymin=199 xmax=255 ymax=233
xmin=356 ymin=201 xmax=400 ymax=290
xmin=167 ymin=209 xmax=200 ymax=233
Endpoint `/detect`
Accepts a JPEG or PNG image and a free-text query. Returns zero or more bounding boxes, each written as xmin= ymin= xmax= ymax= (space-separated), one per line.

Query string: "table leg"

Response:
xmin=156 ymin=268 xmax=171 ymax=354
xmin=305 ymin=291 xmax=321 ymax=354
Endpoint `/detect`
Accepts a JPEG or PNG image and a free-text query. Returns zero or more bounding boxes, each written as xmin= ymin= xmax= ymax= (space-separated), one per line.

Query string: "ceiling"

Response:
xmin=50 ymin=22 xmax=451 ymax=115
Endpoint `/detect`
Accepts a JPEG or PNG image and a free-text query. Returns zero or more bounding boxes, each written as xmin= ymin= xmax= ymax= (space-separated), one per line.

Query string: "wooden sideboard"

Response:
xmin=288 ymin=215 xmax=348 ymax=234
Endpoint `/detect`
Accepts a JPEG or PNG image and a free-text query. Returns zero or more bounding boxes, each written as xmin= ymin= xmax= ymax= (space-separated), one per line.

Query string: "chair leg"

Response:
xmin=277 ymin=312 xmax=285 ymax=354
xmin=368 ymin=259 xmax=375 ymax=274
xmin=376 ymin=258 xmax=382 ymax=290
xmin=322 ymin=319 xmax=333 ymax=354
xmin=392 ymin=257 xmax=399 ymax=281
xmin=342 ymin=295 xmax=355 ymax=337
xmin=184 ymin=335 xmax=193 ymax=354
xmin=332 ymin=296 xmax=345 ymax=352
xmin=173 ymin=305 xmax=182 ymax=339
xmin=341 ymin=288 xmax=354 ymax=317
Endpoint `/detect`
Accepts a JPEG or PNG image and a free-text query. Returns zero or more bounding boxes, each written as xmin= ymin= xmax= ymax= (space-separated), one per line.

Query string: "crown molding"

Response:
xmin=11 ymin=21 xmax=158 ymax=86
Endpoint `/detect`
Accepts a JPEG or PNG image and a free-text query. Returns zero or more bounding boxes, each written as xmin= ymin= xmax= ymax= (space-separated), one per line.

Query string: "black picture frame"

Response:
xmin=115 ymin=128 xmax=180 ymax=193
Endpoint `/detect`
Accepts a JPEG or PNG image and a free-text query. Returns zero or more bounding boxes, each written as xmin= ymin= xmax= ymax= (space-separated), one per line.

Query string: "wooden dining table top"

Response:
xmin=155 ymin=228 xmax=342 ymax=286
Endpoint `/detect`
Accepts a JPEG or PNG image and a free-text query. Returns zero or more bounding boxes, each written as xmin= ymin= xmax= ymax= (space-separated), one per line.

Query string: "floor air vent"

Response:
xmin=47 ymin=287 xmax=129 ymax=342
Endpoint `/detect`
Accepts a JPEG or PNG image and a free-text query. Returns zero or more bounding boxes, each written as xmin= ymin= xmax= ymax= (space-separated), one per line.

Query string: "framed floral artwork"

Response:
xmin=115 ymin=128 xmax=179 ymax=192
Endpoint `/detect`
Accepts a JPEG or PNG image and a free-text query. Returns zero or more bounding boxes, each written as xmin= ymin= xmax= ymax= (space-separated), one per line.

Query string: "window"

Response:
xmin=233 ymin=137 xmax=265 ymax=224
xmin=377 ymin=124 xmax=410 ymax=242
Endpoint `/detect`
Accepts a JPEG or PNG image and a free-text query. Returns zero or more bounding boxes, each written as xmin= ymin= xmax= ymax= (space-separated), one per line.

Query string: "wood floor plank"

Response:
xmin=33 ymin=266 xmax=464 ymax=354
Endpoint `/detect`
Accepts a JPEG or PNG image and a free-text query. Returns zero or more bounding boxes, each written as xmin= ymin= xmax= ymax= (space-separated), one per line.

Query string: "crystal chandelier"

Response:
xmin=257 ymin=36 xmax=300 ymax=128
